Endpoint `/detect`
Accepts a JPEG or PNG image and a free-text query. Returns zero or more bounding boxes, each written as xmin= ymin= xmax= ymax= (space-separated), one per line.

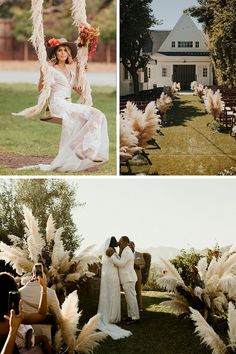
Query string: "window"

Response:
xmin=124 ymin=67 xmax=129 ymax=80
xmin=172 ymin=41 xmax=175 ymax=48
xmin=203 ymin=67 xmax=208 ymax=77
xmin=162 ymin=67 xmax=167 ymax=77
xmin=148 ymin=68 xmax=151 ymax=78
xmin=178 ymin=41 xmax=193 ymax=48
xmin=195 ymin=41 xmax=199 ymax=48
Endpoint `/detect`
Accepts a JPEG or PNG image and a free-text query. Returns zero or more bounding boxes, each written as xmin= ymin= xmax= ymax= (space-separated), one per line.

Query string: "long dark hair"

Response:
xmin=109 ymin=236 xmax=118 ymax=249
xmin=0 ymin=272 xmax=18 ymax=321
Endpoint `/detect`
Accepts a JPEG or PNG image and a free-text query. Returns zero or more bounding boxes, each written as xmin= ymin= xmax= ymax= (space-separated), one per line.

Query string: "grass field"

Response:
xmin=78 ymin=289 xmax=219 ymax=354
xmin=0 ymin=84 xmax=116 ymax=175
xmin=146 ymin=94 xmax=236 ymax=175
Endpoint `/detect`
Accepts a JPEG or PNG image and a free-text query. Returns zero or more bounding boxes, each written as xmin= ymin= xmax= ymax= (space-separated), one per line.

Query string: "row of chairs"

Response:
xmin=207 ymin=85 xmax=236 ymax=133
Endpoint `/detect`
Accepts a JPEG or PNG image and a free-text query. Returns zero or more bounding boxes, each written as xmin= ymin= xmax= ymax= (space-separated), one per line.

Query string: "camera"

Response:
xmin=33 ymin=263 xmax=43 ymax=278
xmin=8 ymin=291 xmax=20 ymax=315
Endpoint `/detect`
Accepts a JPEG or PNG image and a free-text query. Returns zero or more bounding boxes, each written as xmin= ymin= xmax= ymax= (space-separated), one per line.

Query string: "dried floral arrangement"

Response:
xmin=157 ymin=245 xmax=236 ymax=320
xmin=0 ymin=206 xmax=106 ymax=353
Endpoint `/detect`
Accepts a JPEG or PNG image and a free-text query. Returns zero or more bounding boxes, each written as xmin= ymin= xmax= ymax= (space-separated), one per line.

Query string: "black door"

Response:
xmin=173 ymin=65 xmax=196 ymax=90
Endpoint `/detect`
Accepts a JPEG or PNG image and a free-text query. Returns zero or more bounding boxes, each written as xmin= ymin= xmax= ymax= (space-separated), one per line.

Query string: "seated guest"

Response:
xmin=0 ymin=272 xmax=47 ymax=354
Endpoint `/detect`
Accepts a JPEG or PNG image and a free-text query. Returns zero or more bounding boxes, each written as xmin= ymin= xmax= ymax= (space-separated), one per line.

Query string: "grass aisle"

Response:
xmin=81 ymin=291 xmax=212 ymax=354
xmin=0 ymin=84 xmax=116 ymax=175
xmin=149 ymin=94 xmax=236 ymax=175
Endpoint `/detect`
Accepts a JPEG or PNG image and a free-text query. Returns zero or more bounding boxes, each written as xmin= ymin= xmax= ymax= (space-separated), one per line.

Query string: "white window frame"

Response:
xmin=203 ymin=67 xmax=208 ymax=77
xmin=178 ymin=41 xmax=193 ymax=48
xmin=162 ymin=67 xmax=167 ymax=77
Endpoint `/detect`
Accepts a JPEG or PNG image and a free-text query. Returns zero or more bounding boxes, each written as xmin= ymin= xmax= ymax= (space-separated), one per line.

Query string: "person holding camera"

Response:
xmin=0 ymin=271 xmax=47 ymax=354
xmin=19 ymin=265 xmax=62 ymax=326
xmin=1 ymin=304 xmax=23 ymax=354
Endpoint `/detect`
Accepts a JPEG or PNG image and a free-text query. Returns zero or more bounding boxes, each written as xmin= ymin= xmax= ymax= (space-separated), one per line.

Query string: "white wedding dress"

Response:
xmin=19 ymin=65 xmax=109 ymax=172
xmin=97 ymin=239 xmax=132 ymax=340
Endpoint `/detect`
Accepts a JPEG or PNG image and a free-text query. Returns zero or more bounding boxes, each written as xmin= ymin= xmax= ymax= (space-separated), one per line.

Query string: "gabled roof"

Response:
xmin=158 ymin=13 xmax=209 ymax=53
xmin=143 ymin=30 xmax=170 ymax=54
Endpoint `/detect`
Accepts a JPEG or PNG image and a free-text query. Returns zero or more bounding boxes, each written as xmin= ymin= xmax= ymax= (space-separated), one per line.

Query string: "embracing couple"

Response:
xmin=97 ymin=236 xmax=140 ymax=340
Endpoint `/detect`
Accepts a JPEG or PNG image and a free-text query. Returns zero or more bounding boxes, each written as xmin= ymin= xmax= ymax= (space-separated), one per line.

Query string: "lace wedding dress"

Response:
xmin=19 ymin=65 xmax=109 ymax=172
xmin=96 ymin=239 xmax=132 ymax=340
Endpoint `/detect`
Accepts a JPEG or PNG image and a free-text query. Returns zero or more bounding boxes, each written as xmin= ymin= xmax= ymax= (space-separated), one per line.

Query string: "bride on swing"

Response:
xmin=39 ymin=37 xmax=109 ymax=172
xmin=14 ymin=0 xmax=109 ymax=173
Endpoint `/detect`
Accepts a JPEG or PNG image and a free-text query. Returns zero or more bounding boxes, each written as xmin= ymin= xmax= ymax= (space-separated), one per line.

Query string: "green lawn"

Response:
xmin=79 ymin=290 xmax=215 ymax=354
xmin=0 ymin=84 xmax=116 ymax=175
xmin=146 ymin=94 xmax=236 ymax=175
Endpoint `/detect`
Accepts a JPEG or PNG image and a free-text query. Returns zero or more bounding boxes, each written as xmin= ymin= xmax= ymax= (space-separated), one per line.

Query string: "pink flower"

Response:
xmin=48 ymin=38 xmax=60 ymax=47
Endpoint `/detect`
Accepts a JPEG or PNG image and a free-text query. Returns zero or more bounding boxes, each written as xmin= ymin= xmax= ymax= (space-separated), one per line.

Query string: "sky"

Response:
xmin=151 ymin=0 xmax=201 ymax=30
xmin=72 ymin=178 xmax=236 ymax=252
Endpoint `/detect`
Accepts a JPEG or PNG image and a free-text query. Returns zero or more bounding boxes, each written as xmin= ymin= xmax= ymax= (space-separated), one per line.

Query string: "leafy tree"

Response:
xmin=0 ymin=181 xmax=24 ymax=245
xmin=92 ymin=0 xmax=116 ymax=63
xmin=120 ymin=0 xmax=158 ymax=93
xmin=171 ymin=249 xmax=202 ymax=288
xmin=0 ymin=179 xmax=82 ymax=254
xmin=186 ymin=0 xmax=236 ymax=87
xmin=10 ymin=5 xmax=32 ymax=61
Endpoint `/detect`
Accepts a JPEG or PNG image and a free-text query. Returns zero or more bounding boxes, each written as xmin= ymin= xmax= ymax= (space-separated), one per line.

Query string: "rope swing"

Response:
xmin=13 ymin=0 xmax=94 ymax=118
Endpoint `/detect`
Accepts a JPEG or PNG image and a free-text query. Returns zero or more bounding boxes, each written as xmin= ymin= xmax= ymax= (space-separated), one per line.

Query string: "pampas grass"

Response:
xmin=54 ymin=291 xmax=107 ymax=354
xmin=156 ymin=92 xmax=173 ymax=114
xmin=190 ymin=302 xmax=236 ymax=353
xmin=120 ymin=100 xmax=161 ymax=161
xmin=205 ymin=90 xmax=223 ymax=119
xmin=0 ymin=206 xmax=100 ymax=297
xmin=190 ymin=307 xmax=227 ymax=354
xmin=157 ymin=247 xmax=236 ymax=320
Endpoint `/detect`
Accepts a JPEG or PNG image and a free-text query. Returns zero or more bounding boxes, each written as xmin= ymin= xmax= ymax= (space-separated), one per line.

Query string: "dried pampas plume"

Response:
xmin=190 ymin=307 xmax=227 ymax=354
xmin=156 ymin=92 xmax=173 ymax=114
xmin=0 ymin=206 xmax=100 ymax=297
xmin=54 ymin=291 xmax=107 ymax=354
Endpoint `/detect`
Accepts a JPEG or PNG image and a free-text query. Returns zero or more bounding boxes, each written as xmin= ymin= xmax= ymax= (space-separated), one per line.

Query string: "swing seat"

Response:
xmin=40 ymin=106 xmax=62 ymax=125
xmin=40 ymin=116 xmax=62 ymax=125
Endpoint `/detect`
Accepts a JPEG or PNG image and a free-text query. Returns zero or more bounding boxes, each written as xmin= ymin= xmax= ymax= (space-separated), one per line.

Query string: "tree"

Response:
xmin=186 ymin=0 xmax=236 ymax=87
xmin=92 ymin=0 xmax=116 ymax=63
xmin=120 ymin=0 xmax=158 ymax=93
xmin=0 ymin=181 xmax=24 ymax=245
xmin=0 ymin=179 xmax=82 ymax=254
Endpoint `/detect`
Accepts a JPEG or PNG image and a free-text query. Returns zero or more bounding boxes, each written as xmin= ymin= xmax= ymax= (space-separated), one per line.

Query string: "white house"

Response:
xmin=120 ymin=13 xmax=213 ymax=95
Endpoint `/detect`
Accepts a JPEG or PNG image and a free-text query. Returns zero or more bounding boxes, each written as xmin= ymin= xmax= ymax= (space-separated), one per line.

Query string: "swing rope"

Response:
xmin=71 ymin=0 xmax=93 ymax=106
xmin=13 ymin=0 xmax=92 ymax=118
xmin=13 ymin=0 xmax=53 ymax=117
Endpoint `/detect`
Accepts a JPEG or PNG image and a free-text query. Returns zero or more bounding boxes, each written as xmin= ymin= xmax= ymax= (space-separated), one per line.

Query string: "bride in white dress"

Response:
xmin=97 ymin=237 xmax=132 ymax=340
xmin=16 ymin=38 xmax=109 ymax=172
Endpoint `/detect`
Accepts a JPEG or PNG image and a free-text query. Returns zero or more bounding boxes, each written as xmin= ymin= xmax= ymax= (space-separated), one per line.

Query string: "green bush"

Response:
xmin=143 ymin=264 xmax=161 ymax=291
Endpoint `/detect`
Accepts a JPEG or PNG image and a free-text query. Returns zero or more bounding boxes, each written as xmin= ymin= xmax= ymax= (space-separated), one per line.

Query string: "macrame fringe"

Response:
xmin=71 ymin=0 xmax=93 ymax=106
xmin=13 ymin=0 xmax=53 ymax=117
xmin=13 ymin=0 xmax=93 ymax=117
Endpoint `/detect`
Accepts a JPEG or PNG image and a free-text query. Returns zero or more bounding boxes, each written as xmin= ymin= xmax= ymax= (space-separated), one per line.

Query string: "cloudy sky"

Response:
xmin=151 ymin=0 xmax=201 ymax=30
xmin=72 ymin=178 xmax=236 ymax=252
